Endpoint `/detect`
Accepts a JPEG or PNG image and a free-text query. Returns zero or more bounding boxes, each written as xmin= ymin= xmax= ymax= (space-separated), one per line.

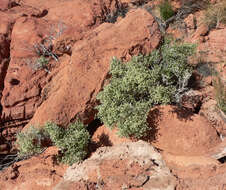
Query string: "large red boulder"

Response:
xmin=55 ymin=141 xmax=176 ymax=190
xmin=15 ymin=0 xmax=127 ymax=26
xmin=149 ymin=105 xmax=221 ymax=156
xmin=0 ymin=147 xmax=67 ymax=190
xmin=162 ymin=150 xmax=226 ymax=190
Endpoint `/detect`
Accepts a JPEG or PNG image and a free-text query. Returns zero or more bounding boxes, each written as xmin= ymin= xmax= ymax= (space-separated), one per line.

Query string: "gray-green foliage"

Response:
xmin=159 ymin=0 xmax=175 ymax=21
xmin=45 ymin=121 xmax=90 ymax=165
xmin=204 ymin=0 xmax=226 ymax=29
xmin=35 ymin=55 xmax=49 ymax=70
xmin=213 ymin=76 xmax=226 ymax=114
xmin=96 ymin=40 xmax=196 ymax=138
xmin=16 ymin=126 xmax=48 ymax=157
xmin=17 ymin=121 xmax=90 ymax=165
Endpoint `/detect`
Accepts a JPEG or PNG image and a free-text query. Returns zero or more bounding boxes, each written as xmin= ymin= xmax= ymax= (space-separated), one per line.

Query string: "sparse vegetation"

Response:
xmin=45 ymin=121 xmax=90 ymax=165
xmin=17 ymin=121 xmax=90 ymax=165
xmin=213 ymin=75 xmax=226 ymax=114
xmin=204 ymin=0 xmax=226 ymax=29
xmin=159 ymin=0 xmax=175 ymax=21
xmin=96 ymin=39 xmax=196 ymax=138
xmin=35 ymin=56 xmax=49 ymax=70
xmin=16 ymin=126 xmax=49 ymax=157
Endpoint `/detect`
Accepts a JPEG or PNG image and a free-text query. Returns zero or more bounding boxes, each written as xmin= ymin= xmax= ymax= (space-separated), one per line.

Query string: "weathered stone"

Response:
xmin=0 ymin=147 xmax=67 ymax=190
xmin=25 ymin=8 xmax=161 ymax=128
xmin=149 ymin=105 xmax=221 ymax=156
xmin=55 ymin=141 xmax=176 ymax=190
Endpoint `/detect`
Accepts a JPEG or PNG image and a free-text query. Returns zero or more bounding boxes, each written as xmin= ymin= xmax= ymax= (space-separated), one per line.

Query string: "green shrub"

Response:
xmin=213 ymin=76 xmax=226 ymax=114
xmin=45 ymin=121 xmax=90 ymax=165
xmin=204 ymin=0 xmax=226 ymax=29
xmin=17 ymin=121 xmax=90 ymax=165
xmin=159 ymin=0 xmax=175 ymax=21
xmin=35 ymin=55 xmax=49 ymax=70
xmin=96 ymin=40 xmax=195 ymax=138
xmin=16 ymin=126 xmax=48 ymax=157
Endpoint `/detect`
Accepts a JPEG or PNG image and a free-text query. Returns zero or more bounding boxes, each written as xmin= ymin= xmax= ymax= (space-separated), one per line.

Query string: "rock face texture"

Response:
xmin=92 ymin=125 xmax=132 ymax=146
xmin=0 ymin=147 xmax=67 ymax=190
xmin=163 ymin=151 xmax=226 ymax=190
xmin=17 ymin=0 xmax=128 ymax=26
xmin=0 ymin=0 xmax=10 ymax=10
xmin=0 ymin=1 xmax=226 ymax=190
xmin=149 ymin=105 xmax=221 ymax=156
xmin=0 ymin=0 xmax=161 ymax=148
xmin=55 ymin=141 xmax=177 ymax=190
xmin=1 ymin=17 xmax=49 ymax=124
xmin=199 ymin=28 xmax=226 ymax=63
xmin=26 ymin=8 xmax=161 ymax=128
xmin=200 ymin=99 xmax=226 ymax=136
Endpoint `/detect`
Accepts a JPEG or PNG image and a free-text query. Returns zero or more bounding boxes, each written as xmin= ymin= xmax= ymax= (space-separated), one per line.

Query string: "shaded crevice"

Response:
xmin=131 ymin=0 xmax=150 ymax=7
xmin=131 ymin=175 xmax=150 ymax=188
xmin=0 ymin=117 xmax=31 ymax=128
xmin=10 ymin=78 xmax=20 ymax=86
xmin=187 ymin=72 xmax=201 ymax=90
xmin=0 ymin=57 xmax=11 ymax=126
xmin=3 ymin=93 xmax=41 ymax=108
xmin=105 ymin=7 xmax=129 ymax=23
xmin=193 ymin=100 xmax=202 ymax=114
xmin=87 ymin=118 xmax=103 ymax=137
xmin=0 ymin=17 xmax=15 ymax=119
xmin=0 ymin=21 xmax=18 ymax=154
xmin=9 ymin=1 xmax=20 ymax=9
xmin=31 ymin=9 xmax=48 ymax=18
xmin=218 ymin=156 xmax=226 ymax=164
xmin=0 ymin=59 xmax=10 ymax=92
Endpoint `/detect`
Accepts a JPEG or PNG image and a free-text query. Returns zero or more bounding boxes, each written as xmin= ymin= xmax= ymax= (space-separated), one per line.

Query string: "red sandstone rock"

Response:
xmin=25 ymin=8 xmax=161 ymax=128
xmin=0 ymin=0 xmax=10 ymax=10
xmin=1 ymin=17 xmax=51 ymax=124
xmin=92 ymin=125 xmax=132 ymax=146
xmin=0 ymin=2 xmax=225 ymax=189
xmin=175 ymin=163 xmax=226 ymax=190
xmin=198 ymin=28 xmax=226 ymax=63
xmin=207 ymin=139 xmax=226 ymax=159
xmin=16 ymin=0 xmax=126 ymax=26
xmin=149 ymin=105 xmax=221 ymax=156
xmin=0 ymin=147 xmax=67 ymax=190
xmin=0 ymin=12 xmax=12 ymax=64
xmin=55 ymin=141 xmax=176 ymax=190
xmin=162 ymin=150 xmax=226 ymax=190
xmin=200 ymin=99 xmax=226 ymax=136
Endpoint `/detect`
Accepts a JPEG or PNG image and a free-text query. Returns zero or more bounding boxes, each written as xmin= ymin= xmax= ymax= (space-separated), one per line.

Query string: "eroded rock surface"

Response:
xmin=0 ymin=1 xmax=225 ymax=190
xmin=92 ymin=125 xmax=132 ymax=147
xmin=149 ymin=105 xmax=221 ymax=156
xmin=26 ymin=8 xmax=161 ymax=128
xmin=163 ymin=152 xmax=226 ymax=190
xmin=55 ymin=141 xmax=177 ymax=190
xmin=0 ymin=147 xmax=67 ymax=190
xmin=0 ymin=1 xmax=162 ymax=147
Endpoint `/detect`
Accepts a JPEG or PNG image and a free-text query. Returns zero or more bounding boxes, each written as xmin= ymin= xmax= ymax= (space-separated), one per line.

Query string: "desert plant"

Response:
xmin=204 ymin=0 xmax=226 ymax=29
xmin=96 ymin=39 xmax=195 ymax=138
xmin=213 ymin=75 xmax=226 ymax=114
xmin=35 ymin=55 xmax=49 ymax=69
xmin=159 ymin=0 xmax=175 ymax=21
xmin=16 ymin=126 xmax=49 ymax=157
xmin=45 ymin=121 xmax=90 ymax=165
xmin=16 ymin=121 xmax=90 ymax=165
